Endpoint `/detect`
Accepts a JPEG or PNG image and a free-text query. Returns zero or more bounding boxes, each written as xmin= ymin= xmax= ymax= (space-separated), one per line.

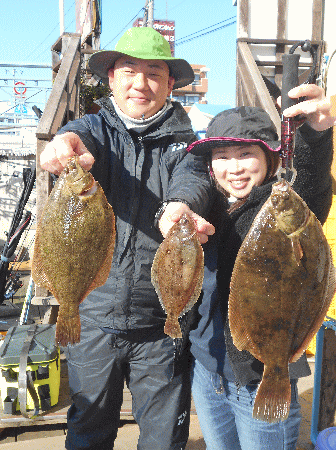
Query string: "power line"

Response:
xmin=175 ymin=19 xmax=236 ymax=46
xmin=32 ymin=18 xmax=76 ymax=63
xmin=0 ymin=90 xmax=44 ymax=116
xmin=0 ymin=64 xmax=51 ymax=69
xmin=102 ymin=7 xmax=145 ymax=49
xmin=27 ymin=1 xmax=76 ymax=63
xmin=175 ymin=17 xmax=236 ymax=43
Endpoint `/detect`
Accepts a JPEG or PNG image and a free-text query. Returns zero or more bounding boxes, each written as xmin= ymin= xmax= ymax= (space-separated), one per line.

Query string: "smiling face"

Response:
xmin=108 ymin=55 xmax=175 ymax=119
xmin=211 ymin=144 xmax=268 ymax=199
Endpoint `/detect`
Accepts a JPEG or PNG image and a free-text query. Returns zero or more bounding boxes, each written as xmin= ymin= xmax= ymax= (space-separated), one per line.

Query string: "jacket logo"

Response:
xmin=177 ymin=410 xmax=187 ymax=426
xmin=169 ymin=142 xmax=188 ymax=153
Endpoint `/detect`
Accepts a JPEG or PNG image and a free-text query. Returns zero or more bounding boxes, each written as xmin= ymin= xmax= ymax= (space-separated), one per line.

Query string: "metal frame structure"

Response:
xmin=236 ymin=0 xmax=325 ymax=136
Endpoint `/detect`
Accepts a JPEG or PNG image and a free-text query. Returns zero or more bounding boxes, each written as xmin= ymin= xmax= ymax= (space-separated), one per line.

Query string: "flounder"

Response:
xmin=228 ymin=180 xmax=336 ymax=423
xmin=32 ymin=157 xmax=115 ymax=346
xmin=151 ymin=213 xmax=204 ymax=338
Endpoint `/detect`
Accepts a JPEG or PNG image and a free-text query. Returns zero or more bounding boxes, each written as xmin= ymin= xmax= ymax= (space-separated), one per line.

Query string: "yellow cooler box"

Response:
xmin=0 ymin=324 xmax=60 ymax=415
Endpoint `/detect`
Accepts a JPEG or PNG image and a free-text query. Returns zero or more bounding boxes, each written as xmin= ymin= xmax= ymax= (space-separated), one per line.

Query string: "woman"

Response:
xmin=186 ymin=85 xmax=334 ymax=450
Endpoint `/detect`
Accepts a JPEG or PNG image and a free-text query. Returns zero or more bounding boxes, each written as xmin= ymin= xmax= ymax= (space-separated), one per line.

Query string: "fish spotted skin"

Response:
xmin=32 ymin=157 xmax=115 ymax=346
xmin=151 ymin=213 xmax=204 ymax=338
xmin=229 ymin=180 xmax=336 ymax=423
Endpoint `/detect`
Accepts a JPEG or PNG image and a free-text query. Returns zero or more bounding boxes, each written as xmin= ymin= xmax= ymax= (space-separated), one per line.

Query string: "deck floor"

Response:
xmin=0 ymin=352 xmax=316 ymax=449
xmin=0 ymin=273 xmax=317 ymax=449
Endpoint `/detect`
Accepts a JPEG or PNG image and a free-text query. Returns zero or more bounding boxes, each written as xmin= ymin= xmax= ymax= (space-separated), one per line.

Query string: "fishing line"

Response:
xmin=6 ymin=209 xmax=36 ymax=269
xmin=8 ymin=215 xmax=32 ymax=247
xmin=5 ymin=216 xmax=36 ymax=300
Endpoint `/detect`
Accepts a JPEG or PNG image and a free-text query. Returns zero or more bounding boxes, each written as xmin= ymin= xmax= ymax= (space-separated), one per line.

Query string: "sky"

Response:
xmin=0 ymin=0 xmax=237 ymax=110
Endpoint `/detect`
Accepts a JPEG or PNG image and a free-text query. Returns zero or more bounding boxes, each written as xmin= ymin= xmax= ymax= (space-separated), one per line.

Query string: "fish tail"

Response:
xmin=252 ymin=364 xmax=291 ymax=423
xmin=164 ymin=316 xmax=182 ymax=339
xmin=56 ymin=310 xmax=81 ymax=347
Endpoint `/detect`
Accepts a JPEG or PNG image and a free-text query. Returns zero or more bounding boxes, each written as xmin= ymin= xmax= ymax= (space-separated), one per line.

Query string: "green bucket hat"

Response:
xmin=89 ymin=27 xmax=194 ymax=89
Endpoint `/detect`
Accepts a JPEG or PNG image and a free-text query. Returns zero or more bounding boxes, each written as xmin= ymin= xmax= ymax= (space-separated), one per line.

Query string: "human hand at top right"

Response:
xmin=40 ymin=132 xmax=95 ymax=175
xmin=280 ymin=84 xmax=336 ymax=131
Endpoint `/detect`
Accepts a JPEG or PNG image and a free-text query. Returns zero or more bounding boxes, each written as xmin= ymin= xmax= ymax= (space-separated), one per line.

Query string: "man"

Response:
xmin=40 ymin=27 xmax=214 ymax=450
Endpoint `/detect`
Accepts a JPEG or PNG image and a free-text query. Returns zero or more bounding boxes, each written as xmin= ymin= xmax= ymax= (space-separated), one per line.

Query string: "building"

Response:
xmin=188 ymin=103 xmax=232 ymax=138
xmin=0 ymin=101 xmax=39 ymax=157
xmin=0 ymin=101 xmax=38 ymax=251
xmin=172 ymin=64 xmax=210 ymax=113
xmin=0 ymin=66 xmax=50 ymax=250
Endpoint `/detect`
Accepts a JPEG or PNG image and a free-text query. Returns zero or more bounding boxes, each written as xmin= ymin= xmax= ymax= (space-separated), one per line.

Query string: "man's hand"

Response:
xmin=280 ymin=84 xmax=336 ymax=131
xmin=40 ymin=132 xmax=95 ymax=175
xmin=159 ymin=202 xmax=215 ymax=244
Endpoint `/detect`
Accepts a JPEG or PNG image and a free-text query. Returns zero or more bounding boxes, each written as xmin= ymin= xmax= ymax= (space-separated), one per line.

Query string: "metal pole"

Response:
xmin=59 ymin=0 xmax=65 ymax=35
xmin=148 ymin=0 xmax=154 ymax=28
xmin=143 ymin=0 xmax=149 ymax=27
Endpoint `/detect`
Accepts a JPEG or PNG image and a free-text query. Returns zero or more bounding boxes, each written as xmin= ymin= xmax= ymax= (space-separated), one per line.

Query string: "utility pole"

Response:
xmin=143 ymin=0 xmax=149 ymax=27
xmin=148 ymin=0 xmax=154 ymax=28
xmin=59 ymin=0 xmax=65 ymax=35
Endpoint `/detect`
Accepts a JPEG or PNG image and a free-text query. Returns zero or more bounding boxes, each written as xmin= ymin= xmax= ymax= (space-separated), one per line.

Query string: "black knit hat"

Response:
xmin=187 ymin=106 xmax=280 ymax=155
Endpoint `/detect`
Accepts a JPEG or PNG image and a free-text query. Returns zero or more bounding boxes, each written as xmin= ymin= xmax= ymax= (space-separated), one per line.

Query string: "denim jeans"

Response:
xmin=191 ymin=358 xmax=302 ymax=450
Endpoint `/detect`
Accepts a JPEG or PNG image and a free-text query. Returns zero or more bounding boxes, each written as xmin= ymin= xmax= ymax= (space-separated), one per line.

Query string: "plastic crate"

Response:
xmin=0 ymin=324 xmax=60 ymax=414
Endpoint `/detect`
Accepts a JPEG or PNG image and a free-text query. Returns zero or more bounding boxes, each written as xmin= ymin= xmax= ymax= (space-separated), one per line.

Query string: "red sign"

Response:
xmin=14 ymin=81 xmax=27 ymax=96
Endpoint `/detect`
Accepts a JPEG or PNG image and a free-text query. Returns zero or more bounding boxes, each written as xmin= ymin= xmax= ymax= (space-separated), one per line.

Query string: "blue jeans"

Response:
xmin=191 ymin=358 xmax=302 ymax=450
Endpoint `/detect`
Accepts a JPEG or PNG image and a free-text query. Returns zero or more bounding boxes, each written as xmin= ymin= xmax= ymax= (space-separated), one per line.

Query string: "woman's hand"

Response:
xmin=281 ymin=84 xmax=336 ymax=131
xmin=159 ymin=202 xmax=215 ymax=244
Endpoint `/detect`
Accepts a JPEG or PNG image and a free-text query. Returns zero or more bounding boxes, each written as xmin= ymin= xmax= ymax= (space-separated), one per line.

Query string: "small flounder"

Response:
xmin=151 ymin=213 xmax=204 ymax=338
xmin=32 ymin=157 xmax=115 ymax=346
xmin=229 ymin=180 xmax=336 ymax=423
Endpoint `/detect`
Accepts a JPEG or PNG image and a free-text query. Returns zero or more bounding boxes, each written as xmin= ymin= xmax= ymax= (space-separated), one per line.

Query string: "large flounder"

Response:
xmin=229 ymin=179 xmax=336 ymax=423
xmin=151 ymin=213 xmax=204 ymax=338
xmin=32 ymin=157 xmax=115 ymax=346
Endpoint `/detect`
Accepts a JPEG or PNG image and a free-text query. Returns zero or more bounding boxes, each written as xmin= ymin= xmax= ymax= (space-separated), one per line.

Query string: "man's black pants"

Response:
xmin=64 ymin=320 xmax=191 ymax=450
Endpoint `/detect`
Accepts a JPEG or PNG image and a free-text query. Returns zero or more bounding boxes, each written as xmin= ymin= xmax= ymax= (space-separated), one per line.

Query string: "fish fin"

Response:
xmin=151 ymin=249 xmax=169 ymax=313
xmin=291 ymin=236 xmax=303 ymax=265
xmin=228 ymin=285 xmax=253 ymax=353
xmin=31 ymin=234 xmax=53 ymax=290
xmin=32 ymin=264 xmax=52 ymax=291
xmin=253 ymin=364 xmax=291 ymax=423
xmin=290 ymin=256 xmax=336 ymax=363
xmin=164 ymin=314 xmax=182 ymax=339
xmin=151 ymin=250 xmax=160 ymax=294
xmin=56 ymin=307 xmax=81 ymax=346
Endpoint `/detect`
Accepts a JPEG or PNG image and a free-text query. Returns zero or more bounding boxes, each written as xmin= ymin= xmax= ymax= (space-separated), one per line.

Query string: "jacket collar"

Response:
xmin=95 ymin=97 xmax=194 ymax=138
